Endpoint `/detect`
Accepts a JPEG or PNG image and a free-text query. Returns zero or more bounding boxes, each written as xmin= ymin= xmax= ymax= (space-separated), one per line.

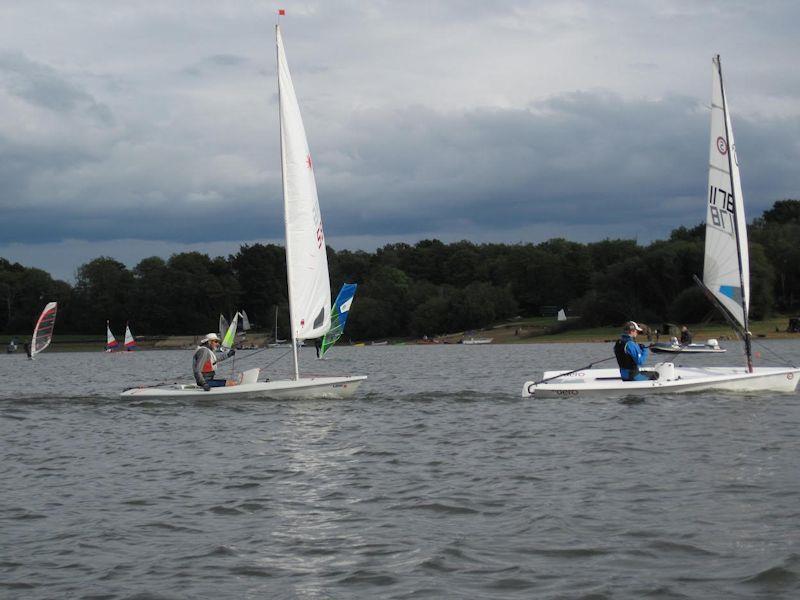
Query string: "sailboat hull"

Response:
xmin=121 ymin=375 xmax=367 ymax=400
xmin=651 ymin=343 xmax=726 ymax=354
xmin=523 ymin=364 xmax=800 ymax=398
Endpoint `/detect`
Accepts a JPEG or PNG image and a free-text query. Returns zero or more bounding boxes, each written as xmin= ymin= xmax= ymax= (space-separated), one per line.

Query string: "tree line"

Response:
xmin=2 ymin=200 xmax=798 ymax=340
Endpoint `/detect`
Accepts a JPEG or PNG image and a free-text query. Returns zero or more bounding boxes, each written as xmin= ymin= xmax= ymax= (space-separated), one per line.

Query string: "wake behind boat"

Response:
xmin=523 ymin=55 xmax=800 ymax=398
xmin=121 ymin=22 xmax=365 ymax=400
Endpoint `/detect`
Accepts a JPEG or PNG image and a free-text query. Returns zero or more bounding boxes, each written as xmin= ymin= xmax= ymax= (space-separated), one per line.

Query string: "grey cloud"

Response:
xmin=0 ymin=52 xmax=114 ymax=126
xmin=181 ymin=53 xmax=250 ymax=76
xmin=2 ymin=90 xmax=797 ymax=248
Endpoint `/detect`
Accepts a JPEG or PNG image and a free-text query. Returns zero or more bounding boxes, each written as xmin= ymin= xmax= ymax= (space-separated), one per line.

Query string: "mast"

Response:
xmin=277 ymin=23 xmax=300 ymax=380
xmin=716 ymin=54 xmax=753 ymax=372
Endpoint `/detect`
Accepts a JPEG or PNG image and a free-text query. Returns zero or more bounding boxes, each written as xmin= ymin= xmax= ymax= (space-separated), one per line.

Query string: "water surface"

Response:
xmin=2 ymin=341 xmax=799 ymax=598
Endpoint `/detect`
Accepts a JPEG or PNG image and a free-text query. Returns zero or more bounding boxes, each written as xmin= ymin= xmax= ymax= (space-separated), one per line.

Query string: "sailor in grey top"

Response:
xmin=193 ymin=333 xmax=235 ymax=390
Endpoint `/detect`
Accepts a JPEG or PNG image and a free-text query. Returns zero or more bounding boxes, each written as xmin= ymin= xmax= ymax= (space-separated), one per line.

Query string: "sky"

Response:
xmin=0 ymin=1 xmax=798 ymax=281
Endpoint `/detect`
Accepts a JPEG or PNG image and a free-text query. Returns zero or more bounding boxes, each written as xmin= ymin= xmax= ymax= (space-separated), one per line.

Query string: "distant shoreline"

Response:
xmin=3 ymin=318 xmax=799 ymax=352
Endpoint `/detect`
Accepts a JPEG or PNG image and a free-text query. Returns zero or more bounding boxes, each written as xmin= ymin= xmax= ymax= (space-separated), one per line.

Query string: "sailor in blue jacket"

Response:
xmin=614 ymin=321 xmax=655 ymax=381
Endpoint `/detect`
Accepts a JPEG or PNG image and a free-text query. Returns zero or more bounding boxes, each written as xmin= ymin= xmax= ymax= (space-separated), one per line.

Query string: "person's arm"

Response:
xmin=626 ymin=340 xmax=648 ymax=366
xmin=215 ymin=347 xmax=236 ymax=362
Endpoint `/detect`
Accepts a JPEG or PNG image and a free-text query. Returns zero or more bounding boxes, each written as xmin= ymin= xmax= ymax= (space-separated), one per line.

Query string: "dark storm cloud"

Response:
xmin=315 ymin=92 xmax=799 ymax=242
xmin=1 ymin=88 xmax=798 ymax=247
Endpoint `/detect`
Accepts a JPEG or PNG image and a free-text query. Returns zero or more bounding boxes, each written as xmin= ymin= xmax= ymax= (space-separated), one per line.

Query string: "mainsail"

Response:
xmin=319 ymin=283 xmax=357 ymax=358
xmin=106 ymin=321 xmax=119 ymax=351
xmin=240 ymin=310 xmax=251 ymax=331
xmin=124 ymin=323 xmax=136 ymax=350
xmin=31 ymin=302 xmax=57 ymax=357
xmin=700 ymin=54 xmax=753 ymax=372
xmin=277 ymin=24 xmax=332 ymax=349
xmin=703 ymin=54 xmax=749 ymax=332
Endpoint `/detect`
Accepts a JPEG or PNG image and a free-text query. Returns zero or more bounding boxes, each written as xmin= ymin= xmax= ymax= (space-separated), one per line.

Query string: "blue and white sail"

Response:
xmin=703 ymin=54 xmax=749 ymax=332
xmin=319 ymin=283 xmax=357 ymax=358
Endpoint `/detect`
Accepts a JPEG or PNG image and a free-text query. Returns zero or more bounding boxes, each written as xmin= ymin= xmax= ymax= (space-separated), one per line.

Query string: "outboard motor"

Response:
xmin=654 ymin=362 xmax=676 ymax=381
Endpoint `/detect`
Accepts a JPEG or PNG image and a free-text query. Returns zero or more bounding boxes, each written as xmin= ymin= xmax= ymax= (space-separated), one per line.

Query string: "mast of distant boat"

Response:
xmin=716 ymin=54 xmax=753 ymax=373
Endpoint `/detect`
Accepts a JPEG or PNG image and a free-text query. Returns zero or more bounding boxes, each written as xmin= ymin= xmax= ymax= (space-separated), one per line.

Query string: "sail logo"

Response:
xmin=316 ymin=224 xmax=324 ymax=249
xmin=716 ymin=136 xmax=728 ymax=155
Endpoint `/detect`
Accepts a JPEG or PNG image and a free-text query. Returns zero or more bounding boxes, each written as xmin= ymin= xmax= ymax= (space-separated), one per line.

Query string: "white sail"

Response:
xmin=703 ymin=54 xmax=749 ymax=330
xmin=106 ymin=321 xmax=118 ymax=351
xmin=218 ymin=314 xmax=229 ymax=340
xmin=124 ymin=323 xmax=136 ymax=350
xmin=277 ymin=25 xmax=331 ymax=342
xmin=31 ymin=302 xmax=57 ymax=357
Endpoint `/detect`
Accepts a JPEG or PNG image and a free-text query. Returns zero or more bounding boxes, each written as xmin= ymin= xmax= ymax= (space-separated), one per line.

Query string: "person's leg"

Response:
xmin=206 ymin=379 xmax=227 ymax=387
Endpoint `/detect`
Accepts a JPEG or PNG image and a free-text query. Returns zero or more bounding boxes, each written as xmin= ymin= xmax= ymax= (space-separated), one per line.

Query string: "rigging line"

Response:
xmin=750 ymin=337 xmax=798 ymax=369
xmin=529 ymin=355 xmax=618 ymax=387
xmin=257 ymin=348 xmax=294 ymax=373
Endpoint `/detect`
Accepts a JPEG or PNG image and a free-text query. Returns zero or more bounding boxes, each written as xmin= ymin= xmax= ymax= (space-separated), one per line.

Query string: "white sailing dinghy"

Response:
xmin=122 ymin=24 xmax=365 ymax=400
xmin=124 ymin=322 xmax=136 ymax=351
xmin=29 ymin=302 xmax=57 ymax=359
xmin=523 ymin=55 xmax=799 ymax=398
xmin=106 ymin=321 xmax=119 ymax=352
xmin=650 ymin=339 xmax=726 ymax=354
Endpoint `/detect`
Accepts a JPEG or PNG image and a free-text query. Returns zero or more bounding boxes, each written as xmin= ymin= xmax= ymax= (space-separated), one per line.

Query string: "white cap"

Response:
xmin=200 ymin=333 xmax=221 ymax=344
xmin=624 ymin=321 xmax=644 ymax=332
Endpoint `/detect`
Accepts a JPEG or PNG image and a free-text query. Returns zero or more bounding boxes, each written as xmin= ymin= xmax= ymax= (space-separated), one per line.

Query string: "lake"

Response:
xmin=2 ymin=341 xmax=800 ymax=599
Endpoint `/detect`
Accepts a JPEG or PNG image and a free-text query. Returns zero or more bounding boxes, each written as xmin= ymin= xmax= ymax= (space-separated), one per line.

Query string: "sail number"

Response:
xmin=709 ymin=185 xmax=734 ymax=231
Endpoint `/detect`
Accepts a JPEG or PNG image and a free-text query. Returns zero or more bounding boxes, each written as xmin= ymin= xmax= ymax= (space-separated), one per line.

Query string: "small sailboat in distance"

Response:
xmin=219 ymin=314 xmax=229 ymax=341
xmin=30 ymin=302 xmax=57 ymax=359
xmin=124 ymin=322 xmax=136 ymax=351
xmin=523 ymin=55 xmax=799 ymax=398
xmin=106 ymin=321 xmax=119 ymax=352
xmin=221 ymin=312 xmax=239 ymax=352
xmin=121 ymin=22 xmax=365 ymax=399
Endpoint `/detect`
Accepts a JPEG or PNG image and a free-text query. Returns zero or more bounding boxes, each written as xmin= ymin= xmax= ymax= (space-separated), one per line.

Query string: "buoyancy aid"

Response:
xmin=193 ymin=345 xmax=218 ymax=385
xmin=614 ymin=338 xmax=639 ymax=380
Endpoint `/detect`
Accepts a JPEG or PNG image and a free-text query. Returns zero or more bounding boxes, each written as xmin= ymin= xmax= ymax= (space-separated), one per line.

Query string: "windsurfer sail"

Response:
xmin=30 ymin=302 xmax=57 ymax=359
xmin=319 ymin=283 xmax=357 ymax=358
